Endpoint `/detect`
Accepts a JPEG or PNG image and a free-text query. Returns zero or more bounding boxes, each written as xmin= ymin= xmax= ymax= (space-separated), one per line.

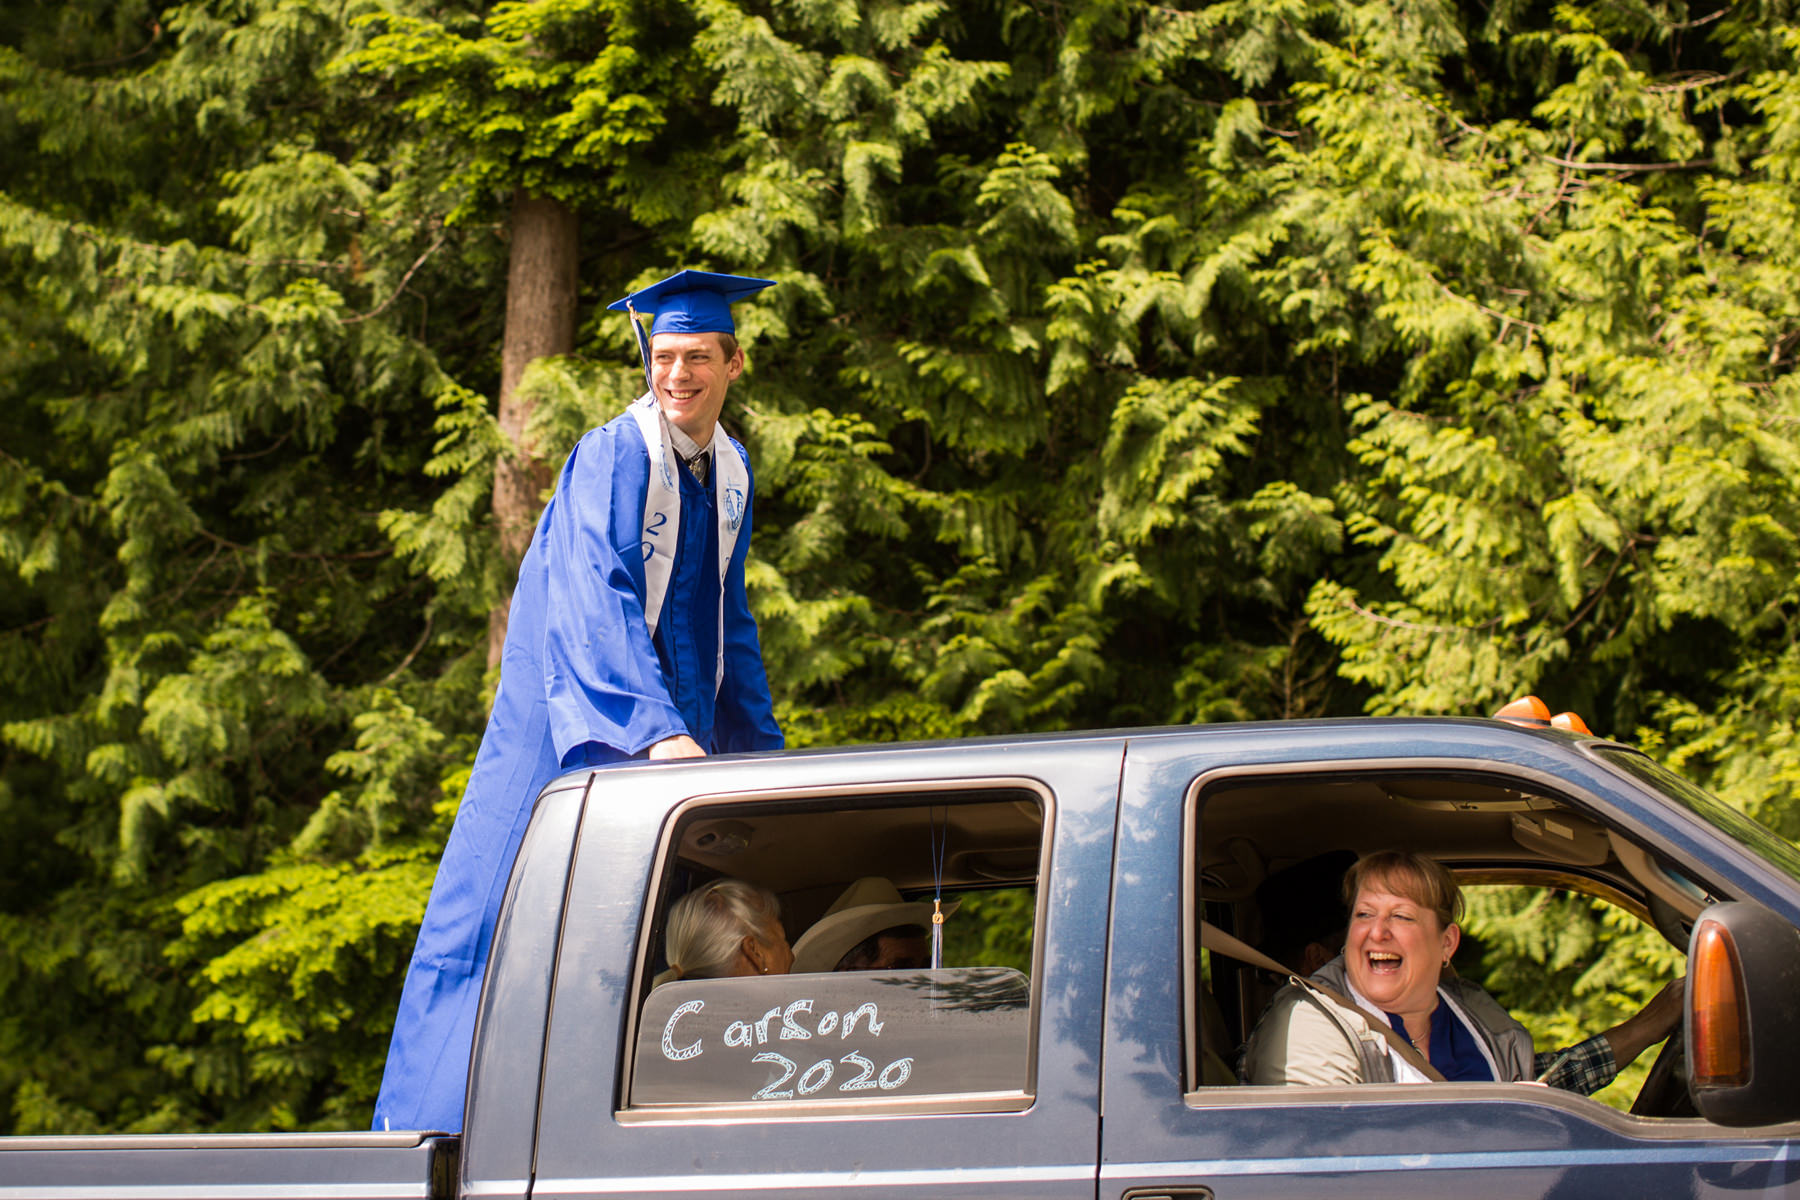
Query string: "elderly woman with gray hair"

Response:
xmin=663 ymin=878 xmax=794 ymax=980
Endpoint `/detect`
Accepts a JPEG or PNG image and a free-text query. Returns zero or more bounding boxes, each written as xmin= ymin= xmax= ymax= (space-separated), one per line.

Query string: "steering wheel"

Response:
xmin=1626 ymin=895 xmax=1698 ymax=1117
xmin=1629 ymin=1024 xmax=1696 ymax=1118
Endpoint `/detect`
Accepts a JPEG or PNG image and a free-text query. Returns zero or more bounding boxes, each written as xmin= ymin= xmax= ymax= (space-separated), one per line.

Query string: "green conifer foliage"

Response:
xmin=2 ymin=0 xmax=482 ymax=1131
xmin=6 ymin=0 xmax=1800 ymax=1130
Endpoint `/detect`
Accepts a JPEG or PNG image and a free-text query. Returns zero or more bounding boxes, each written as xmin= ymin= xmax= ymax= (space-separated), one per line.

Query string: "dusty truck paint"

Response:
xmin=4 ymin=719 xmax=1799 ymax=1200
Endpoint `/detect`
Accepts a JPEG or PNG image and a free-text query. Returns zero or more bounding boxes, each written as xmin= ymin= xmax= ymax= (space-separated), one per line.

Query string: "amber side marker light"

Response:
xmin=1493 ymin=696 xmax=1594 ymax=735
xmin=1692 ymin=919 xmax=1751 ymax=1089
xmin=1550 ymin=711 xmax=1592 ymax=735
xmin=1493 ymin=696 xmax=1551 ymax=727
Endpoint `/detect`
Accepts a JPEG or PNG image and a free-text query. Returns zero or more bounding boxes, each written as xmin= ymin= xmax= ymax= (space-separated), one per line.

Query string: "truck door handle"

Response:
xmin=1123 ymin=1190 xmax=1215 ymax=1200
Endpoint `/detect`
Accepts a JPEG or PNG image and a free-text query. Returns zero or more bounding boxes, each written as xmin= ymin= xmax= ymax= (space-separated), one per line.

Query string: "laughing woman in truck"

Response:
xmin=662 ymin=878 xmax=794 ymax=981
xmin=1242 ymin=850 xmax=1681 ymax=1091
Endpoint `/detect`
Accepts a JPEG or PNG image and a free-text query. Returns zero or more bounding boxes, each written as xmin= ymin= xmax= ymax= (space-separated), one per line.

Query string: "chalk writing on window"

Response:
xmin=632 ymin=968 xmax=1029 ymax=1106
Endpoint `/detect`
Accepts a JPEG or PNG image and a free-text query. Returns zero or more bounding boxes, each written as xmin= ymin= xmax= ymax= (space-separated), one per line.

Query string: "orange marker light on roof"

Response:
xmin=1691 ymin=920 xmax=1750 ymax=1089
xmin=1494 ymin=696 xmax=1551 ymax=727
xmin=1550 ymin=711 xmax=1593 ymax=735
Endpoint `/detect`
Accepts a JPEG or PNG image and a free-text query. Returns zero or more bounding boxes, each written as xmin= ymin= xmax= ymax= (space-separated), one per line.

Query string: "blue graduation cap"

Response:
xmin=609 ymin=269 xmax=776 ymax=393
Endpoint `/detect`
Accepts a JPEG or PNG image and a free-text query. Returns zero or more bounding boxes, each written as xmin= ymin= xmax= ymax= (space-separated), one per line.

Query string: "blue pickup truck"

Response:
xmin=7 ymin=717 xmax=1800 ymax=1198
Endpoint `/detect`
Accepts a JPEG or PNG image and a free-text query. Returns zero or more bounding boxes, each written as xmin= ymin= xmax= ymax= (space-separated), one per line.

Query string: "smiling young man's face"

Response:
xmin=1344 ymin=886 xmax=1459 ymax=1017
xmin=650 ymin=331 xmax=742 ymax=444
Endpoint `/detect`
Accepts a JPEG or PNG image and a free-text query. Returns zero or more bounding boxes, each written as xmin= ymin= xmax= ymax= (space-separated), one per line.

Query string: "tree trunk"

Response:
xmin=488 ymin=190 xmax=579 ymax=672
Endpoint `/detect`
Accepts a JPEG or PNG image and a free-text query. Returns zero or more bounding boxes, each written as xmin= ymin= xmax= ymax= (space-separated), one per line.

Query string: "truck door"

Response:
xmin=1100 ymin=723 xmax=1800 ymax=1200
xmin=527 ymin=738 xmax=1121 ymax=1200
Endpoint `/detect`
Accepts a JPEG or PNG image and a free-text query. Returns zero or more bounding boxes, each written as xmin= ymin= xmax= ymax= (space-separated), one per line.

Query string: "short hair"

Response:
xmin=1342 ymin=850 xmax=1463 ymax=929
xmin=835 ymin=924 xmax=928 ymax=971
xmin=665 ymin=878 xmax=782 ymax=980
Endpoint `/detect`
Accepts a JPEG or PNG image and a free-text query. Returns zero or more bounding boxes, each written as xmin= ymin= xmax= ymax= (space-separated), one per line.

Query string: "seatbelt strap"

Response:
xmin=1200 ymin=919 xmax=1447 ymax=1083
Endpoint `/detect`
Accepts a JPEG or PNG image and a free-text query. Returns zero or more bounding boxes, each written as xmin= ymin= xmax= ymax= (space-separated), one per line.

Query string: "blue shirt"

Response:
xmin=1388 ymin=995 xmax=1494 ymax=1082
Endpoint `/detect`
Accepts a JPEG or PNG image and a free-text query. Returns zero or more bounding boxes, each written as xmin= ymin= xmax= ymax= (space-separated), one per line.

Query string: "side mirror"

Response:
xmin=1686 ymin=900 xmax=1800 ymax=1126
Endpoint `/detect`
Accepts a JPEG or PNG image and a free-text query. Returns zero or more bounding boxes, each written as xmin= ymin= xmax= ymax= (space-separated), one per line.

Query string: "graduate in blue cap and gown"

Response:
xmin=373 ymin=270 xmax=785 ymax=1133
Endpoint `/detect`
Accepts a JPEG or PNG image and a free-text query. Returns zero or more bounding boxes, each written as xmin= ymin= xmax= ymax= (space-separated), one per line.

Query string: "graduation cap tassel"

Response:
xmin=931 ymin=898 xmax=943 ymax=971
xmin=929 ymin=807 xmax=946 ymax=971
xmin=627 ymin=301 xmax=654 ymax=396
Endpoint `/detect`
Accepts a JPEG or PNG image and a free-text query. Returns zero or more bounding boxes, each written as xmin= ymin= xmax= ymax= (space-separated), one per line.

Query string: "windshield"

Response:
xmin=1590 ymin=745 xmax=1800 ymax=886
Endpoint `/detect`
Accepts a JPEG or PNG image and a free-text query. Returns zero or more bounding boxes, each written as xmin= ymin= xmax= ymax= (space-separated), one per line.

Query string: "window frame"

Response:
xmin=1177 ymin=757 xmax=1712 ymax=1104
xmin=615 ymin=776 xmax=1055 ymax=1123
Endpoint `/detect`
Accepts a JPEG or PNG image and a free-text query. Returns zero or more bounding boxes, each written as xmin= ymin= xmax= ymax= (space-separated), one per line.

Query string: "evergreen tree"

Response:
xmin=6 ymin=0 xmax=1800 ymax=1131
xmin=1 ymin=0 xmax=485 ymax=1130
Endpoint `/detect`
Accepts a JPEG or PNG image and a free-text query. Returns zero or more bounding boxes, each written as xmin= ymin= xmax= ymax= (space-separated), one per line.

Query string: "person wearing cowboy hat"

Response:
xmin=791 ymin=877 xmax=961 ymax=973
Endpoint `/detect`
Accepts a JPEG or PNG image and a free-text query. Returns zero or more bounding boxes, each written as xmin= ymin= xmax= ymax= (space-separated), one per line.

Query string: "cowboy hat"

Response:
xmin=790 ymin=877 xmax=960 ymax=973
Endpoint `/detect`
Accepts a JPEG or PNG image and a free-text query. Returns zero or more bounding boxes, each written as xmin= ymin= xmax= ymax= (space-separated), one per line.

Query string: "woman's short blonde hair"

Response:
xmin=1342 ymin=850 xmax=1463 ymax=929
xmin=664 ymin=878 xmax=783 ymax=980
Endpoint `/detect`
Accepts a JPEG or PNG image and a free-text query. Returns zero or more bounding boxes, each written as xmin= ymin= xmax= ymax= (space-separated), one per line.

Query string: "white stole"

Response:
xmin=628 ymin=394 xmax=749 ymax=694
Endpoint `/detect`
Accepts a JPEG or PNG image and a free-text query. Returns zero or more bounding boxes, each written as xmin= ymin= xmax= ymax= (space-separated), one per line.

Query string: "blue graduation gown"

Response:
xmin=372 ymin=411 xmax=782 ymax=1133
